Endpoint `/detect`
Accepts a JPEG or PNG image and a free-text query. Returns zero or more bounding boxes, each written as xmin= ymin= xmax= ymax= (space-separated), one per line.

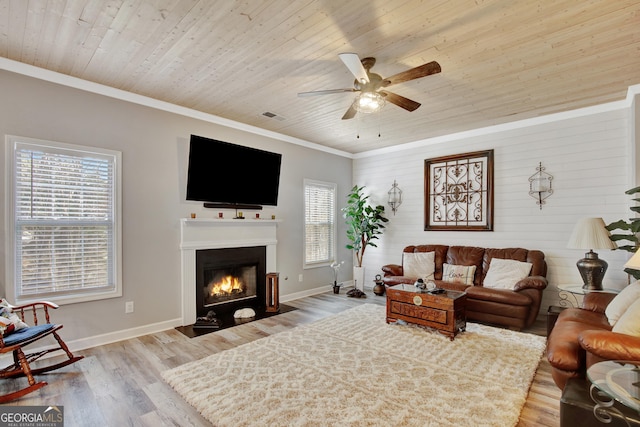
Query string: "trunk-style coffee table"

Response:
xmin=386 ymin=284 xmax=467 ymax=340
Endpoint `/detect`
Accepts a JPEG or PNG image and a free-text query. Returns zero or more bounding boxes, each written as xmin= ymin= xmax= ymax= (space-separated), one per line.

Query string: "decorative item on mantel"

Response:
xmin=528 ymin=162 xmax=553 ymax=209
xmin=387 ymin=180 xmax=402 ymax=215
xmin=567 ymin=217 xmax=616 ymax=290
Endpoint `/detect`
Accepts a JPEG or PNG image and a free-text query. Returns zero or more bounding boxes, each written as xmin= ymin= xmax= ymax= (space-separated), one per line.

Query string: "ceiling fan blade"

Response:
xmin=341 ymin=104 xmax=357 ymax=120
xmin=298 ymin=88 xmax=356 ymax=97
xmin=338 ymin=53 xmax=369 ymax=84
xmin=382 ymin=61 xmax=441 ymax=87
xmin=380 ymin=90 xmax=421 ymax=112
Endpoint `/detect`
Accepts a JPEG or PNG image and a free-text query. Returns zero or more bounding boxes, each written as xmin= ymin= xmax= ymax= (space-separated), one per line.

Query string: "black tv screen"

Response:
xmin=186 ymin=135 xmax=282 ymax=206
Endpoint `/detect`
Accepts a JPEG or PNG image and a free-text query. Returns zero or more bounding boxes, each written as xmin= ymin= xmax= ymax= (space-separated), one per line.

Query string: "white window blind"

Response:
xmin=304 ymin=180 xmax=336 ymax=267
xmin=10 ymin=138 xmax=120 ymax=302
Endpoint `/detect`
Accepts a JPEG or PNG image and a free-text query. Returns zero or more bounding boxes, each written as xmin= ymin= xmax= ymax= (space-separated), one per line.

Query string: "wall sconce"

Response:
xmin=388 ymin=180 xmax=402 ymax=215
xmin=528 ymin=162 xmax=553 ymax=209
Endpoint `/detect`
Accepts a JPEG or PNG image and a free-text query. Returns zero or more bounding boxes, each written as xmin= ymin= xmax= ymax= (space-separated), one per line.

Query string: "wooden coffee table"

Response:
xmin=386 ymin=284 xmax=467 ymax=340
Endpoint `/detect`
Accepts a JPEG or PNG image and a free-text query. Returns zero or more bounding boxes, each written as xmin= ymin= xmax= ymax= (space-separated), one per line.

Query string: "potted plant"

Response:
xmin=330 ymin=261 xmax=344 ymax=294
xmin=605 ymin=186 xmax=640 ymax=280
xmin=342 ymin=185 xmax=389 ymax=297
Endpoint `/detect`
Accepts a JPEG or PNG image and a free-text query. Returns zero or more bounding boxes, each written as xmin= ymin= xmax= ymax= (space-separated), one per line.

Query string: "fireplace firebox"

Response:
xmin=195 ymin=246 xmax=266 ymax=317
xmin=203 ymin=264 xmax=257 ymax=306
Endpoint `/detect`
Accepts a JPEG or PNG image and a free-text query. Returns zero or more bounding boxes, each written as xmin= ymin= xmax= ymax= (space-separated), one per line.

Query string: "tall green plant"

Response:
xmin=342 ymin=185 xmax=389 ymax=267
xmin=605 ymin=186 xmax=640 ymax=279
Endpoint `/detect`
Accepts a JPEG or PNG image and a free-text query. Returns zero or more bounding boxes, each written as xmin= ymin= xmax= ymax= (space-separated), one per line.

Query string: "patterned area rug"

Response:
xmin=162 ymin=304 xmax=545 ymax=427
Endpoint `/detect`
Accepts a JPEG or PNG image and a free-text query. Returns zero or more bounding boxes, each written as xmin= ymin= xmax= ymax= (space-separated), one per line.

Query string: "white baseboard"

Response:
xmin=0 ymin=318 xmax=183 ymax=364
xmin=66 ymin=318 xmax=183 ymax=353
xmin=280 ymin=284 xmax=340 ymax=302
xmin=8 ymin=283 xmax=365 ymax=361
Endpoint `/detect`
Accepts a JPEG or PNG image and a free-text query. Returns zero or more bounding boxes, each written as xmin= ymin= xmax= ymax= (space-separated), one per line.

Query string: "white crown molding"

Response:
xmin=0 ymin=57 xmax=354 ymax=159
xmin=2 ymin=57 xmax=637 ymax=161
xmin=355 ymin=85 xmax=640 ymax=159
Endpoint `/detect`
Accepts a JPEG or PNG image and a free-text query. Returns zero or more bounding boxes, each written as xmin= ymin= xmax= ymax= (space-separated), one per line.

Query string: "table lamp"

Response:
xmin=624 ymin=247 xmax=640 ymax=271
xmin=567 ymin=217 xmax=616 ymax=290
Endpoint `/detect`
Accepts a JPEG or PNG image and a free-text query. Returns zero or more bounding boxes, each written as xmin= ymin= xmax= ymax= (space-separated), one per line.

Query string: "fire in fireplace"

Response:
xmin=196 ymin=246 xmax=266 ymax=317
xmin=204 ymin=264 xmax=257 ymax=306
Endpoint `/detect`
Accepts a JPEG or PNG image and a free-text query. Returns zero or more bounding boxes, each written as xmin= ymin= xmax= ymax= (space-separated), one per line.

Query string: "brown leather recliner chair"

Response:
xmin=546 ymin=292 xmax=640 ymax=390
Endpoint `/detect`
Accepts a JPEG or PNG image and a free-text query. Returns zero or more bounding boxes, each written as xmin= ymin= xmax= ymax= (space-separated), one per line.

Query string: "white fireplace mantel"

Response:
xmin=179 ymin=218 xmax=279 ymax=325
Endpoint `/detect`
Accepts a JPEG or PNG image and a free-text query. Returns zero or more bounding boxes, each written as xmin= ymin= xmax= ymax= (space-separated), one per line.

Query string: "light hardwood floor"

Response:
xmin=1 ymin=291 xmax=561 ymax=426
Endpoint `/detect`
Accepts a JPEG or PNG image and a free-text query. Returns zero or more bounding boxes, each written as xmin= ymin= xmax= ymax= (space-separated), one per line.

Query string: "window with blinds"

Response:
xmin=304 ymin=180 xmax=336 ymax=267
xmin=8 ymin=136 xmax=121 ymax=303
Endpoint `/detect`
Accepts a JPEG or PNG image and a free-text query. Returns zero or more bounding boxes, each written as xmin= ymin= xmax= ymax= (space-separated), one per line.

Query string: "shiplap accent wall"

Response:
xmin=353 ymin=106 xmax=633 ymax=312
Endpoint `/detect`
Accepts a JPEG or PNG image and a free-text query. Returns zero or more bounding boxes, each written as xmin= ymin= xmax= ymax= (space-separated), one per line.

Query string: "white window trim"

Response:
xmin=303 ymin=179 xmax=337 ymax=269
xmin=4 ymin=135 xmax=122 ymax=305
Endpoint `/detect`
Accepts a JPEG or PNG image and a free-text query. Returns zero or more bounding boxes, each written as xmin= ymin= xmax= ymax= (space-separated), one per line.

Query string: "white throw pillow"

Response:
xmin=403 ymin=252 xmax=435 ymax=281
xmin=483 ymin=258 xmax=533 ymax=290
xmin=606 ymin=280 xmax=640 ymax=326
xmin=612 ymin=297 xmax=640 ymax=336
xmin=442 ymin=263 xmax=476 ymax=285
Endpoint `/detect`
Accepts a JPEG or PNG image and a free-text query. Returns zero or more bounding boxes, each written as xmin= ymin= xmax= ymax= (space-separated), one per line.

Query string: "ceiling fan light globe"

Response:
xmin=354 ymin=92 xmax=385 ymax=114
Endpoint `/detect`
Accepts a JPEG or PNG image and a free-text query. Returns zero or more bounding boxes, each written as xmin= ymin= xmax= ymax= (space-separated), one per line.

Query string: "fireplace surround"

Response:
xmin=179 ymin=218 xmax=278 ymax=326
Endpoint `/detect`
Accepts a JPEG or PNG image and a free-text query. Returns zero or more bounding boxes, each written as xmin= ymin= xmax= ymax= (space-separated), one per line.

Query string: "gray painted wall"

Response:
xmin=0 ymin=70 xmax=353 ymax=344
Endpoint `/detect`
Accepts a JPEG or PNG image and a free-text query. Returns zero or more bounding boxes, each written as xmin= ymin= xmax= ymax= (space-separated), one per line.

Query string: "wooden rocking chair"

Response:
xmin=0 ymin=300 xmax=83 ymax=403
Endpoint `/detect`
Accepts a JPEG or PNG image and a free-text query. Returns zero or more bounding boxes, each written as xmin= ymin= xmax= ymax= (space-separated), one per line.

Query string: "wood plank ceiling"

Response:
xmin=1 ymin=0 xmax=639 ymax=154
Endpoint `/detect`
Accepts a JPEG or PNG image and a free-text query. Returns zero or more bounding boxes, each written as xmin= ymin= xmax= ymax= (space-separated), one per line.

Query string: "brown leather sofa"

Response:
xmin=547 ymin=292 xmax=640 ymax=390
xmin=381 ymin=245 xmax=547 ymax=330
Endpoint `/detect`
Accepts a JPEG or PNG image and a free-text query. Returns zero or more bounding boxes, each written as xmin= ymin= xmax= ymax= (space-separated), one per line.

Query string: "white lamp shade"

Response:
xmin=625 ymin=247 xmax=640 ymax=270
xmin=567 ymin=217 xmax=617 ymax=250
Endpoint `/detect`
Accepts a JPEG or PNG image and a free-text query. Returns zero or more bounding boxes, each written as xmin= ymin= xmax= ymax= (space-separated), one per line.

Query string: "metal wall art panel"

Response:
xmin=424 ymin=150 xmax=494 ymax=231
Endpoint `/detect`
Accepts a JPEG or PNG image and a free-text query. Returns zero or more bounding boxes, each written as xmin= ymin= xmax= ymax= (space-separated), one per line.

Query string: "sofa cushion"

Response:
xmin=403 ymin=251 xmax=435 ymax=280
xmin=605 ymin=281 xmax=640 ymax=326
xmin=612 ymin=297 xmax=640 ymax=336
xmin=483 ymin=248 xmax=528 ymax=280
xmin=465 ymin=286 xmax=532 ymax=305
xmin=442 ymin=263 xmax=476 ymax=285
xmin=435 ymin=280 xmax=470 ymax=293
xmin=483 ymin=258 xmax=533 ymax=290
xmin=446 ymin=246 xmax=484 ymax=286
xmin=404 ymin=245 xmax=449 ymax=280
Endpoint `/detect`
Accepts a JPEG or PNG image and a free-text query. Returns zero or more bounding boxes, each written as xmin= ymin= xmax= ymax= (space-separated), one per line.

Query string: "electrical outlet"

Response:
xmin=298 ymin=274 xmax=303 ymax=282
xmin=125 ymin=301 xmax=134 ymax=314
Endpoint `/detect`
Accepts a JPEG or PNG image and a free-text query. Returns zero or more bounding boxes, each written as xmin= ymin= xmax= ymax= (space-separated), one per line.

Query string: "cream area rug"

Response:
xmin=162 ymin=304 xmax=546 ymax=427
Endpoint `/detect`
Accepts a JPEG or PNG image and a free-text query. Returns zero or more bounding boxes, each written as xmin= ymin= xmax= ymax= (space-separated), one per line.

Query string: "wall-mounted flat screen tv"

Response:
xmin=186 ymin=135 xmax=282 ymax=207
